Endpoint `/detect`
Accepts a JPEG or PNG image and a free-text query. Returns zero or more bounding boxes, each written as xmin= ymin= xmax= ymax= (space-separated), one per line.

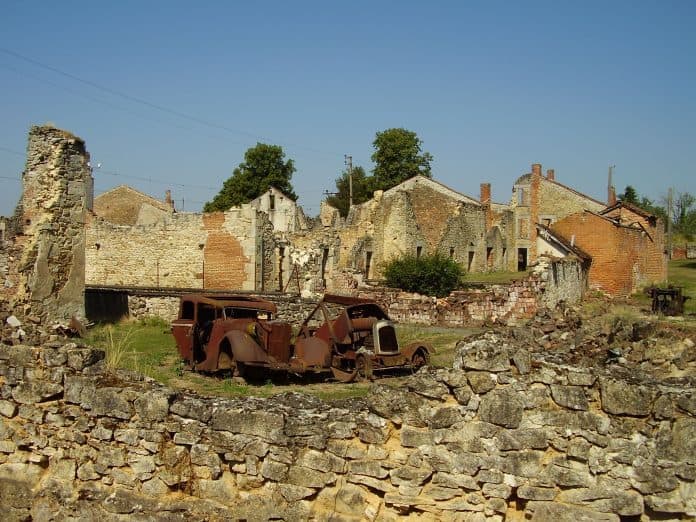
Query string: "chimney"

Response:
xmin=608 ymin=185 xmax=617 ymax=206
xmin=546 ymin=169 xmax=555 ymax=181
xmin=479 ymin=183 xmax=491 ymax=205
xmin=532 ymin=163 xmax=542 ymax=179
xmin=165 ymin=190 xmax=174 ymax=210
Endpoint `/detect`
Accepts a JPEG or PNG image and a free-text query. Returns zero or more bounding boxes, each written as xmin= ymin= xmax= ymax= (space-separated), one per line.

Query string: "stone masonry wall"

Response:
xmin=12 ymin=125 xmax=92 ymax=322
xmin=86 ymin=208 xmax=265 ymax=291
xmin=0 ymin=334 xmax=694 ymax=520
xmin=121 ymin=257 xmax=585 ymax=329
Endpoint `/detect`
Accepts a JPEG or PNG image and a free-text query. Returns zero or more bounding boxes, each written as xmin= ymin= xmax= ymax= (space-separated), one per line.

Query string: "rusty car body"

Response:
xmin=171 ymin=293 xmax=292 ymax=375
xmin=171 ymin=293 xmax=432 ymax=382
xmin=294 ymin=294 xmax=433 ymax=382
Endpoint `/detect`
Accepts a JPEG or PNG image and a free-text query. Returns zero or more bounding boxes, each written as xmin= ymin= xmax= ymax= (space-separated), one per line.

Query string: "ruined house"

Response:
xmin=549 ymin=201 xmax=667 ymax=296
xmin=248 ymin=186 xmax=309 ymax=234
xmin=509 ymin=164 xmax=606 ymax=270
xmin=92 ymin=184 xmax=175 ymax=226
xmin=1 ymin=125 xmax=92 ymax=322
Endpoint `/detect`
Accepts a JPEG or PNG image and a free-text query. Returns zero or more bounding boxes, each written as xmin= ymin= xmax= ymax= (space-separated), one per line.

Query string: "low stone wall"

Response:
xmin=359 ymin=258 xmax=584 ymax=326
xmin=1 ymin=334 xmax=694 ymax=520
xmin=124 ymin=258 xmax=585 ymax=328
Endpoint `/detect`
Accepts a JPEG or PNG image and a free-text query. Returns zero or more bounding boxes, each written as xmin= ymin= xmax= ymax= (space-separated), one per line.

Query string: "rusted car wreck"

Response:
xmin=171 ymin=293 xmax=432 ymax=382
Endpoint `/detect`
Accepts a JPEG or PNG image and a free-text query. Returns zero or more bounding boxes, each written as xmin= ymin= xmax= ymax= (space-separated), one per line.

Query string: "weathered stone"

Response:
xmin=551 ymin=384 xmax=588 ymax=410
xmin=170 ymin=396 xmax=212 ymax=422
xmin=600 ymin=378 xmax=654 ymax=416
xmin=467 ymin=371 xmax=496 ymax=394
xmin=367 ymin=384 xmax=429 ymax=427
xmin=0 ymin=400 xmax=17 ymax=418
xmin=348 ymin=459 xmax=388 ymax=479
xmin=286 ymin=465 xmax=336 ymax=488
xmin=296 ymin=448 xmax=345 ymax=473
xmin=518 ymin=485 xmax=556 ymax=500
xmin=496 ymin=428 xmax=549 ymax=450
xmin=528 ymin=501 xmax=619 ymax=521
xmin=389 ymin=465 xmax=432 ymax=486
xmin=429 ymin=406 xmax=464 ymax=428
xmin=210 ymin=408 xmax=285 ymax=443
xmin=133 ymin=389 xmax=172 ymax=421
xmin=278 ymin=482 xmax=315 ymax=501
xmin=11 ymin=381 xmax=63 ymax=404
xmin=479 ymin=389 xmax=524 ymax=428
xmin=454 ymin=333 xmax=512 ymax=372
xmin=91 ymin=388 xmax=132 ymax=419
xmin=261 ymin=459 xmax=288 ymax=481
xmin=66 ymin=348 xmax=104 ymax=370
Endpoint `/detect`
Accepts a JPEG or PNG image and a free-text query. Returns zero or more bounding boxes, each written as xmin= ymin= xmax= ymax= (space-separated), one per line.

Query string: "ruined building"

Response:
xmin=1 ymin=125 xmax=92 ymax=322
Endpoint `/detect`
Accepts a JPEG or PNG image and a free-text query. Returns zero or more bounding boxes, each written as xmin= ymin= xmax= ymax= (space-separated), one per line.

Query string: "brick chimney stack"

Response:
xmin=532 ymin=163 xmax=542 ymax=179
xmin=479 ymin=183 xmax=491 ymax=205
xmin=546 ymin=169 xmax=555 ymax=181
xmin=608 ymin=185 xmax=617 ymax=206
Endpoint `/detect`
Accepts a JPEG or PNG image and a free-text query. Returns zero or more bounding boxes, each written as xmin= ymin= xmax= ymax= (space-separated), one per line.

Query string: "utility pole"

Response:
xmin=344 ymin=155 xmax=353 ymax=207
xmin=608 ymin=165 xmax=615 ymax=204
xmin=667 ymin=187 xmax=673 ymax=260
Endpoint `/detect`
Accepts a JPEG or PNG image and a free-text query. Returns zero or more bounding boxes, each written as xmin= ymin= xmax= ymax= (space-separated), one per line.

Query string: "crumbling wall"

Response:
xmin=357 ymin=257 xmax=585 ymax=327
xmin=552 ymin=211 xmax=666 ymax=296
xmin=11 ymin=125 xmax=92 ymax=322
xmin=0 ymin=333 xmax=694 ymax=520
xmin=86 ymin=207 xmax=265 ymax=291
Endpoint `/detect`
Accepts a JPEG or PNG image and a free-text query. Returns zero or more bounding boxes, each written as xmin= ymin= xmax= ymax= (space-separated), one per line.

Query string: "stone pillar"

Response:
xmin=480 ymin=183 xmax=492 ymax=231
xmin=546 ymin=169 xmax=555 ymax=181
xmin=530 ymin=163 xmax=542 ymax=262
xmin=15 ymin=125 xmax=91 ymax=322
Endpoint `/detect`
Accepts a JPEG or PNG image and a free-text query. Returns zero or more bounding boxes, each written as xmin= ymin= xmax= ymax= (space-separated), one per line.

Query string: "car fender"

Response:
xmin=400 ymin=341 xmax=434 ymax=359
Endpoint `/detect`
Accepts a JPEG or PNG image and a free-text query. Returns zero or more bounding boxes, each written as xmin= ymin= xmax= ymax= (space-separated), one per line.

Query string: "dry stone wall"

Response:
xmin=10 ymin=125 xmax=92 ymax=323
xmin=0 ymin=332 xmax=694 ymax=521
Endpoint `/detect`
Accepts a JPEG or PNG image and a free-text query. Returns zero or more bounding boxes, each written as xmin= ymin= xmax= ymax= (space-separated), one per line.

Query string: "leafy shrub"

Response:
xmin=383 ymin=253 xmax=463 ymax=297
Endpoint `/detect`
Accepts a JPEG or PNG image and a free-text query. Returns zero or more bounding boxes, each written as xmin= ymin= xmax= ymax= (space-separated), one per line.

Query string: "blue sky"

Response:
xmin=1 ymin=1 xmax=694 ymax=216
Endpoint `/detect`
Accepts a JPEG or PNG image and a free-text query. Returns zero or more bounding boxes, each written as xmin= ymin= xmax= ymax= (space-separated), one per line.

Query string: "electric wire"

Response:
xmin=0 ymin=47 xmax=338 ymax=159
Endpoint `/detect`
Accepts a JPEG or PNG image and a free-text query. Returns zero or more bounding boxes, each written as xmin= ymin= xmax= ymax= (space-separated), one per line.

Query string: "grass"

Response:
xmin=82 ymin=317 xmax=479 ymax=400
xmin=668 ymin=259 xmax=696 ymax=315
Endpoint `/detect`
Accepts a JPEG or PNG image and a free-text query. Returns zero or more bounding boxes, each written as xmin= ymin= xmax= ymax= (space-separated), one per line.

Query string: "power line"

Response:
xmin=0 ymin=146 xmax=25 ymax=157
xmin=0 ymin=47 xmax=337 ymax=159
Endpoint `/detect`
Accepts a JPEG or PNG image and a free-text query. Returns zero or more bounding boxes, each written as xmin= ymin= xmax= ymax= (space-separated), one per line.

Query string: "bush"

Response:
xmin=383 ymin=253 xmax=463 ymax=297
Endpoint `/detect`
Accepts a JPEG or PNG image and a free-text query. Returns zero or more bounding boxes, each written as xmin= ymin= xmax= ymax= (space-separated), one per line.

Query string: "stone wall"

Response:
xmin=119 ymin=257 xmax=585 ymax=329
xmin=0 ymin=333 xmax=694 ymax=520
xmin=357 ymin=257 xmax=585 ymax=327
xmin=11 ymin=125 xmax=92 ymax=322
xmin=86 ymin=208 xmax=268 ymax=291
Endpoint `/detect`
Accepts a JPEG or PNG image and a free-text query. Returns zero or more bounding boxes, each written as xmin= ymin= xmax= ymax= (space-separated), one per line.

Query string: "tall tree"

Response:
xmin=325 ymin=166 xmax=374 ymax=217
xmin=619 ymin=185 xmax=639 ymax=204
xmin=204 ymin=143 xmax=296 ymax=212
xmin=371 ymin=128 xmax=433 ymax=191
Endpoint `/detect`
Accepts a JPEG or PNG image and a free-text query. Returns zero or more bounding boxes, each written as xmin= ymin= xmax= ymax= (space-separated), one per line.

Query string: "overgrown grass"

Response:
xmin=84 ymin=317 xmax=174 ymax=383
xmin=82 ymin=317 xmax=479 ymax=399
xmin=668 ymin=259 xmax=696 ymax=315
xmin=396 ymin=324 xmax=483 ymax=368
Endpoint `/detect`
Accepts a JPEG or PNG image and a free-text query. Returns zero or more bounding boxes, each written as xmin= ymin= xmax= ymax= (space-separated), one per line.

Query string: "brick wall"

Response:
xmin=551 ymin=211 xmax=666 ymax=296
xmin=86 ymin=207 xmax=264 ymax=291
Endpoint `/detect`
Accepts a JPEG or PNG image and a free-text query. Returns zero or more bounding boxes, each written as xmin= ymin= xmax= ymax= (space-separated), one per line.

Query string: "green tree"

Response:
xmin=325 ymin=166 xmax=374 ymax=217
xmin=619 ymin=185 xmax=639 ymax=204
xmin=371 ymin=128 xmax=433 ymax=191
xmin=383 ymin=253 xmax=463 ymax=298
xmin=204 ymin=143 xmax=296 ymax=212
